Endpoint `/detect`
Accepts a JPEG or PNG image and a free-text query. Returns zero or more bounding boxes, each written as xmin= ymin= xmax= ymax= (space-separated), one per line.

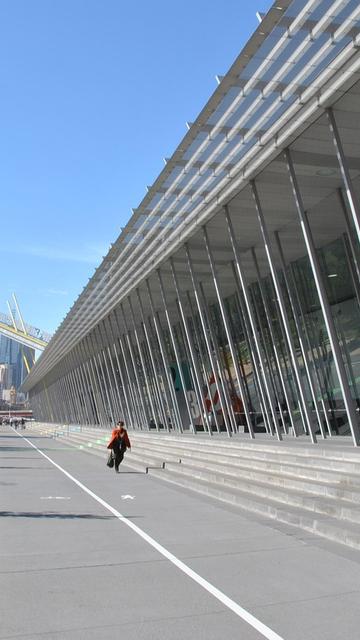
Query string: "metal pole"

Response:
xmin=94 ymin=326 xmax=115 ymax=424
xmin=285 ymin=147 xmax=360 ymax=446
xmin=85 ymin=335 xmax=107 ymax=425
xmin=185 ymin=243 xmax=232 ymax=437
xmin=145 ymin=279 xmax=183 ymax=432
xmin=89 ymin=331 xmax=112 ymax=426
xmin=79 ymin=340 xmax=101 ymax=425
xmin=170 ymin=258 xmax=210 ymax=433
xmin=251 ymin=179 xmax=316 ymax=442
xmin=327 ymin=108 xmax=360 ymax=247
xmin=342 ymin=233 xmax=360 ymax=312
xmin=186 ymin=291 xmax=221 ymax=433
xmin=100 ymin=319 xmax=124 ymax=421
xmin=157 ymin=269 xmax=195 ymax=433
xmin=120 ymin=304 xmax=150 ymax=428
xmin=198 ymin=282 xmax=238 ymax=435
xmin=128 ymin=296 xmax=160 ymax=428
xmin=275 ymin=231 xmax=326 ymax=439
xmin=111 ymin=311 xmax=142 ymax=429
xmin=225 ymin=207 xmax=284 ymax=438
xmin=138 ymin=287 xmax=172 ymax=431
xmin=106 ymin=314 xmax=132 ymax=427
xmin=203 ymin=226 xmax=256 ymax=439
xmin=248 ymin=282 xmax=287 ymax=434
xmin=289 ymin=264 xmax=332 ymax=437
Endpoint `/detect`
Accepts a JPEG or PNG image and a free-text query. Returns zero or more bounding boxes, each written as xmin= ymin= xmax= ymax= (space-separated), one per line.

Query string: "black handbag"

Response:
xmin=106 ymin=452 xmax=114 ymax=468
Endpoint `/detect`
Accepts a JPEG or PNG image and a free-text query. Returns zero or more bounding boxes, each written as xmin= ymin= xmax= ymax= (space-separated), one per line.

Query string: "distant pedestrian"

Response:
xmin=107 ymin=420 xmax=131 ymax=473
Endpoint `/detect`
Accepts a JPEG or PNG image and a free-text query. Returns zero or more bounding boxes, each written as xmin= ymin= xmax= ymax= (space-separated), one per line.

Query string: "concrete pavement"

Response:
xmin=1 ymin=426 xmax=360 ymax=639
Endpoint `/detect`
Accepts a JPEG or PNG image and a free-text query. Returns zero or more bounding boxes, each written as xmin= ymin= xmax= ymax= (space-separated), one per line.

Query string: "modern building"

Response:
xmin=0 ymin=335 xmax=34 ymax=394
xmin=23 ymin=0 xmax=360 ymax=446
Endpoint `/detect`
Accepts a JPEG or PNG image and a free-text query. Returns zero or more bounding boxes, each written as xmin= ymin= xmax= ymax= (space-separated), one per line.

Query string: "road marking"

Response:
xmin=18 ymin=431 xmax=284 ymax=640
xmin=40 ymin=496 xmax=71 ymax=500
xmin=121 ymin=494 xmax=135 ymax=500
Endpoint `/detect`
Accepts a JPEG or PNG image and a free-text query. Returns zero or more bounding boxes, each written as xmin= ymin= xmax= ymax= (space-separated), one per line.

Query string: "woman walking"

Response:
xmin=107 ymin=420 xmax=131 ymax=473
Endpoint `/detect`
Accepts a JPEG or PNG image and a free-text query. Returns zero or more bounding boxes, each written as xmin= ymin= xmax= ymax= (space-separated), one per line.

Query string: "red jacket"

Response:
xmin=107 ymin=428 xmax=131 ymax=450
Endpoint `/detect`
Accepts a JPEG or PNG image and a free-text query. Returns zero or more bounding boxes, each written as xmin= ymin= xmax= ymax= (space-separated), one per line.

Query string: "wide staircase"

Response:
xmin=24 ymin=423 xmax=360 ymax=551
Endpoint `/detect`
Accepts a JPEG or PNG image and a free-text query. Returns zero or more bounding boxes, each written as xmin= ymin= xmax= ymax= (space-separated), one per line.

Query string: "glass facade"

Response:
xmin=24 ymin=2 xmax=360 ymax=446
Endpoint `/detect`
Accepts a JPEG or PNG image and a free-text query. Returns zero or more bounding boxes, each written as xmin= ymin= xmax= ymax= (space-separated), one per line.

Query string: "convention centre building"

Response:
xmin=23 ymin=0 xmax=360 ymax=446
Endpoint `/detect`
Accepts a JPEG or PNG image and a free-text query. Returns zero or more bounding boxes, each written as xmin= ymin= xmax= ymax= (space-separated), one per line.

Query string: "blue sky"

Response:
xmin=0 ymin=0 xmax=272 ymax=335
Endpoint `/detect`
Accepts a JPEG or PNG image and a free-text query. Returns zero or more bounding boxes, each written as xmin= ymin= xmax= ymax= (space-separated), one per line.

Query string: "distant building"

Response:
xmin=0 ymin=335 xmax=34 ymax=391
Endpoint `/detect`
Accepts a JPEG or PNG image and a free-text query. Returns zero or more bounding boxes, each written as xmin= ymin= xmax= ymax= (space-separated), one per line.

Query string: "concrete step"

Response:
xmin=51 ymin=429 xmax=360 ymax=504
xmin=52 ymin=429 xmax=360 ymax=521
xmin=148 ymin=466 xmax=360 ymax=550
xmin=161 ymin=460 xmax=360 ymax=524
xmin=130 ymin=433 xmax=360 ymax=472
xmin=131 ymin=440 xmax=360 ymax=487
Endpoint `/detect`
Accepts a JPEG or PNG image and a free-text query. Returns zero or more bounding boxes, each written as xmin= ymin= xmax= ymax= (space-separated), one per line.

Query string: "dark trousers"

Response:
xmin=114 ymin=448 xmax=125 ymax=471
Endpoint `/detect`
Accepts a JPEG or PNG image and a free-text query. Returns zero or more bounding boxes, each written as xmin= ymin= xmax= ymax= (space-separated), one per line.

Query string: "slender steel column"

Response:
xmin=144 ymin=313 xmax=177 ymax=431
xmin=289 ymin=264 xmax=332 ymax=437
xmin=147 ymin=311 xmax=182 ymax=431
xmin=73 ymin=345 xmax=92 ymax=424
xmin=80 ymin=361 xmax=94 ymax=425
xmin=64 ymin=372 xmax=77 ymax=422
xmin=247 ymin=281 xmax=287 ymax=434
xmin=186 ymin=291 xmax=221 ymax=433
xmin=231 ymin=265 xmax=273 ymax=434
xmin=120 ymin=304 xmax=150 ymax=427
xmin=275 ymin=231 xmax=327 ymax=439
xmin=225 ymin=208 xmax=285 ymax=438
xmin=71 ymin=349 xmax=89 ymax=425
xmin=338 ymin=188 xmax=360 ymax=287
xmin=198 ymin=280 xmax=238 ymax=435
xmin=251 ymin=247 xmax=298 ymax=436
xmin=185 ymin=244 xmax=232 ymax=437
xmin=58 ymin=377 xmax=70 ymax=423
xmin=251 ymin=179 xmax=316 ymax=442
xmin=342 ymin=233 xmax=360 ymax=311
xmin=89 ymin=332 xmax=111 ymax=426
xmin=153 ymin=311 xmax=183 ymax=432
xmin=101 ymin=318 xmax=125 ymax=421
xmin=158 ymin=269 xmax=194 ymax=433
xmin=62 ymin=357 xmax=78 ymax=423
xmin=95 ymin=323 xmax=120 ymax=421
xmin=57 ymin=360 xmax=72 ymax=422
xmin=111 ymin=311 xmax=142 ymax=429
xmin=285 ymin=148 xmax=360 ymax=446
xmin=94 ymin=326 xmax=115 ymax=424
xmin=118 ymin=335 xmax=149 ymax=430
xmin=101 ymin=344 xmax=121 ymax=421
xmin=203 ymin=226 xmax=256 ymax=439
xmin=128 ymin=296 xmax=160 ymax=428
xmin=107 ymin=313 xmax=133 ymax=427
xmin=85 ymin=335 xmax=107 ymax=425
xmin=327 ymin=108 xmax=360 ymax=247
xmin=136 ymin=288 xmax=172 ymax=430
xmin=72 ymin=365 xmax=87 ymax=425
xmin=170 ymin=258 xmax=210 ymax=433
xmin=67 ymin=359 xmax=82 ymax=424
xmin=144 ymin=280 xmax=183 ymax=432
xmin=79 ymin=340 xmax=101 ymax=425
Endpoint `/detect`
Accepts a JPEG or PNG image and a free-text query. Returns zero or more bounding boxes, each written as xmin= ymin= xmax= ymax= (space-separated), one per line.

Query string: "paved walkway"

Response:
xmin=1 ymin=426 xmax=360 ymax=639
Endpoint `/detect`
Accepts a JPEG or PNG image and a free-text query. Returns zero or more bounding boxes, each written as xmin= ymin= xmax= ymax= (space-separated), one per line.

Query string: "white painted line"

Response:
xmin=40 ymin=496 xmax=71 ymax=500
xmin=18 ymin=431 xmax=285 ymax=640
xmin=121 ymin=494 xmax=135 ymax=500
